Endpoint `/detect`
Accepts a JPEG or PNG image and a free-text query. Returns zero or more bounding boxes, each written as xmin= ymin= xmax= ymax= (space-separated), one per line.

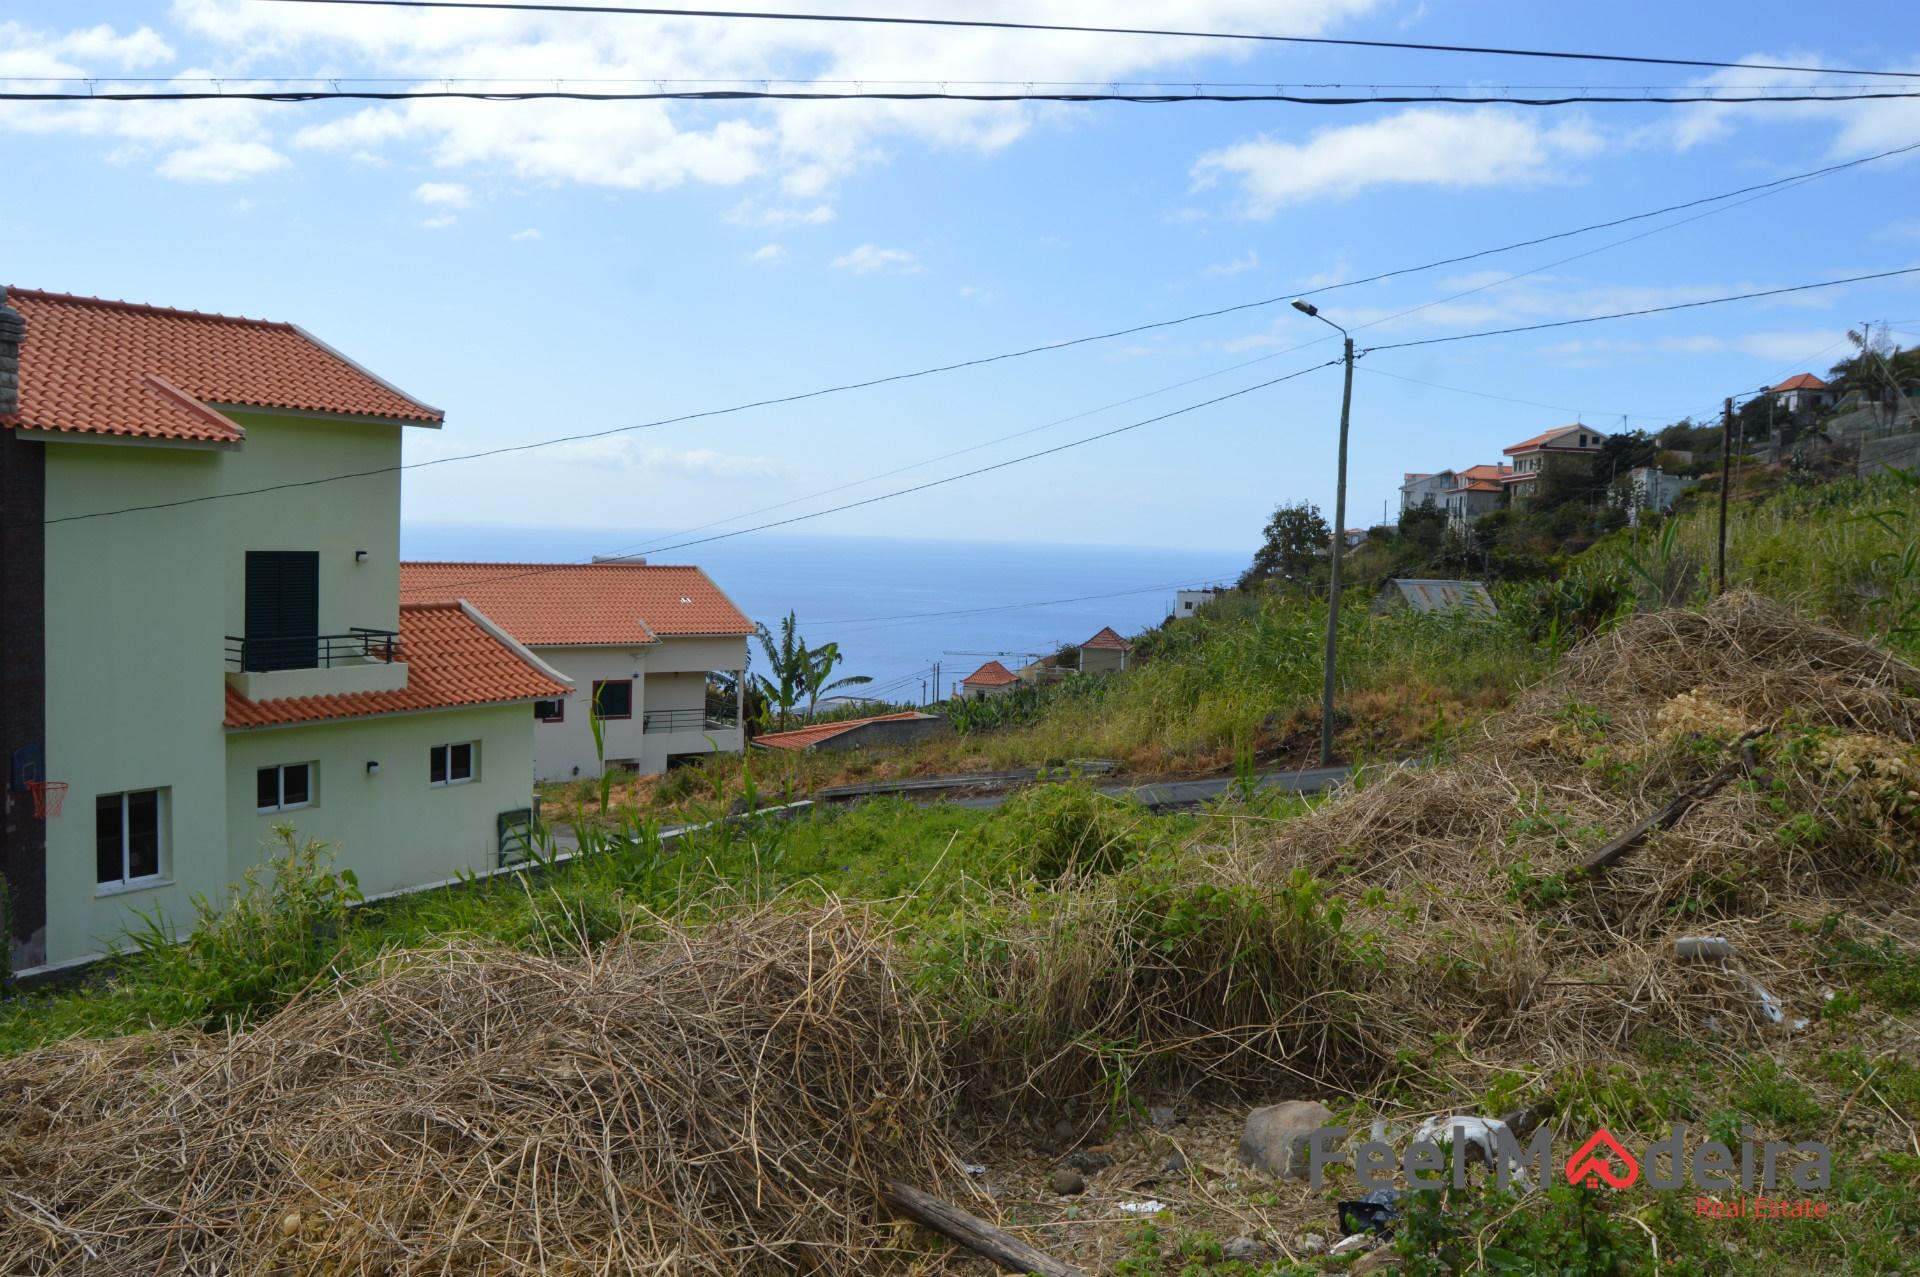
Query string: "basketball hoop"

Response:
xmin=27 ymin=780 xmax=67 ymax=820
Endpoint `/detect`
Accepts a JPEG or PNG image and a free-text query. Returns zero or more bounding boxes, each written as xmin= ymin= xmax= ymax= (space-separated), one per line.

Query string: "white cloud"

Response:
xmin=413 ymin=180 xmax=472 ymax=207
xmin=168 ymin=0 xmax=1381 ymax=196
xmin=959 ymin=284 xmax=993 ymax=302
xmin=725 ymin=199 xmax=836 ymax=227
xmin=511 ymin=227 xmax=542 ymax=241
xmin=832 ymin=244 xmax=921 ymax=275
xmin=1192 ymin=108 xmax=1605 ymax=215
xmin=0 ymin=21 xmax=173 ymax=76
xmin=749 ymin=243 xmax=785 ymax=263
xmin=417 ymin=214 xmax=457 ymax=230
xmin=1205 ymin=249 xmax=1260 ymax=276
xmin=1538 ymin=329 xmax=1851 ymax=366
xmin=546 ymin=437 xmax=779 ymax=479
xmin=155 ymin=139 xmax=289 ymax=182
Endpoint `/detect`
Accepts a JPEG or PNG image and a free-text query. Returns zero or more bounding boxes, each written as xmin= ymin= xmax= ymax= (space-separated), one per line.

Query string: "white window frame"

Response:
xmin=256 ymin=762 xmax=316 ymax=813
xmin=96 ymin=788 xmax=169 ymax=894
xmin=430 ymin=741 xmax=478 ymax=788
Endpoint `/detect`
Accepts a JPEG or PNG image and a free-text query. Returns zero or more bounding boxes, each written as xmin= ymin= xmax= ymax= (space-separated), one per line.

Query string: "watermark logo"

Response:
xmin=1563 ymin=1128 xmax=1640 ymax=1190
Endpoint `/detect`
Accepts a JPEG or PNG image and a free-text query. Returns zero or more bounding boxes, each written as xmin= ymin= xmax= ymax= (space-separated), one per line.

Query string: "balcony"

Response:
xmin=642 ymin=707 xmax=741 ymax=734
xmin=224 ymin=628 xmax=408 ymax=703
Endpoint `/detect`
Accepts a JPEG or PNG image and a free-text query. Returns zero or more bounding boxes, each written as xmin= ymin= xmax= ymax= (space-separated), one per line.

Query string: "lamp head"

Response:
xmin=1291 ymin=299 xmax=1318 ymax=317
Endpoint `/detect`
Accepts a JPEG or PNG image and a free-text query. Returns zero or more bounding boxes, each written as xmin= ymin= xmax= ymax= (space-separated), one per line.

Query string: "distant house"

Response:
xmin=958 ymin=660 xmax=1019 ymax=699
xmin=1766 ymin=373 xmax=1836 ymax=416
xmin=1502 ymin=424 xmax=1607 ymax=510
xmin=401 ymin=561 xmax=753 ymax=781
xmin=1015 ymin=655 xmax=1067 ymax=686
xmin=1340 ymin=527 xmax=1369 ymax=550
xmin=752 ymin=711 xmax=948 ymax=754
xmin=1375 ymin=579 xmax=1498 ymax=617
xmin=1079 ymin=626 xmax=1133 ymax=674
xmin=1623 ymin=466 xmax=1695 ymax=522
xmin=1440 ymin=463 xmax=1513 ymax=526
xmin=1173 ymin=588 xmax=1217 ymax=618
xmin=1400 ymin=470 xmax=1456 ymax=513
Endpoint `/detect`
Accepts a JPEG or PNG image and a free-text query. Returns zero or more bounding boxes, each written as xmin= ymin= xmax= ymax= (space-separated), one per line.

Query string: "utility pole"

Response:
xmin=1291 ymin=299 xmax=1353 ymax=768
xmin=1716 ymin=396 xmax=1733 ymax=594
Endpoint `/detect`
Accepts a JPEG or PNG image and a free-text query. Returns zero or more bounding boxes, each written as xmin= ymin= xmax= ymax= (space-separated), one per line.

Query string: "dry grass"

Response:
xmin=0 ymin=908 xmax=959 ymax=1276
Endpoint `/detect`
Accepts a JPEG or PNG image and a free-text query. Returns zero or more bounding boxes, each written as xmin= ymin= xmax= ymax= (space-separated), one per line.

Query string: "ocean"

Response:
xmin=401 ymin=525 xmax=1245 ymax=701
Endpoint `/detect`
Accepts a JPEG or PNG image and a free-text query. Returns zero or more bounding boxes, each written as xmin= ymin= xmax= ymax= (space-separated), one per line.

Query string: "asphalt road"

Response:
xmin=947 ymin=766 xmax=1354 ymax=810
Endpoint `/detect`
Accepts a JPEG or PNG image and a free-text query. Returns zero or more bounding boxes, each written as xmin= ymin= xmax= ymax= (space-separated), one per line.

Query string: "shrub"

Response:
xmin=979 ymin=781 xmax=1152 ymax=878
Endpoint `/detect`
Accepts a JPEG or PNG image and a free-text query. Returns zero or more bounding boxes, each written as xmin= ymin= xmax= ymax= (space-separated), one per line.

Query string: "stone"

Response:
xmin=1298 ymin=1232 xmax=1328 ymax=1255
xmin=1049 ymin=1167 xmax=1086 ymax=1196
xmin=1161 ymin=1148 xmax=1188 ymax=1174
xmin=1051 ymin=1118 xmax=1078 ymax=1147
xmin=1222 ymin=1236 xmax=1267 ymax=1262
xmin=1066 ymin=1149 xmax=1113 ymax=1174
xmin=1237 ymin=1099 xmax=1337 ymax=1179
xmin=1353 ymin=1248 xmax=1403 ymax=1274
xmin=1148 ymin=1105 xmax=1177 ymax=1130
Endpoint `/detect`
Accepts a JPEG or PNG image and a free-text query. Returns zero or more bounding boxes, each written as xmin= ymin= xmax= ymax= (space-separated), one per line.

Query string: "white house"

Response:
xmin=1173 ymin=588 xmax=1217 ymax=618
xmin=1502 ymin=424 xmax=1608 ymax=510
xmin=1766 ymin=373 xmax=1836 ymax=416
xmin=1078 ymin=626 xmax=1133 ymax=674
xmin=1400 ymin=470 xmax=1456 ymax=513
xmin=400 ymin=562 xmax=752 ymax=781
xmin=958 ymin=660 xmax=1018 ymax=699
xmin=1439 ymin=463 xmax=1513 ymax=526
xmin=0 ymin=287 xmax=569 ymax=972
xmin=1623 ymin=466 xmax=1696 ymax=523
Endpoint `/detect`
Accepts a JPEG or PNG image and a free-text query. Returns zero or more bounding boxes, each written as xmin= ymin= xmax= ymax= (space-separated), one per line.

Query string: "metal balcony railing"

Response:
xmin=642 ymin=707 xmax=741 ymax=734
xmin=226 ymin=627 xmax=400 ymax=673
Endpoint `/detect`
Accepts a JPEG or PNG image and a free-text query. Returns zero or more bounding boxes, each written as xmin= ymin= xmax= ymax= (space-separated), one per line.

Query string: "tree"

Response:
xmin=1240 ymin=500 xmax=1330 ymax=590
xmin=802 ymin=641 xmax=872 ymax=716
xmin=751 ymin=612 xmax=809 ymax=730
xmin=1397 ymin=499 xmax=1447 ymax=550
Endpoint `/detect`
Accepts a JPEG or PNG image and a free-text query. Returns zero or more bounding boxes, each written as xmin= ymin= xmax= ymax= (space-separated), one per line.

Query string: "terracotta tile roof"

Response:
xmin=1504 ymin=424 xmax=1601 ymax=455
xmin=752 ymin=711 xmax=932 ymax=752
xmin=1080 ymin=626 xmax=1133 ymax=651
xmin=1769 ymin=373 xmax=1830 ymax=393
xmin=1 ymin=287 xmax=442 ymax=443
xmin=224 ymin=602 xmax=569 ymax=729
xmin=960 ymin=659 xmax=1017 ymax=687
xmin=1447 ymin=479 xmax=1504 ymax=494
xmin=399 ymin=562 xmax=754 ymax=645
xmin=1456 ymin=463 xmax=1513 ymax=482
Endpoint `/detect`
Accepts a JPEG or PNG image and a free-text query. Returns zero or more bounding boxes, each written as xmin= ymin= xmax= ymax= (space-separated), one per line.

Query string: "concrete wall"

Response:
xmin=1860 ymin=430 xmax=1920 ymax=478
xmin=224 ymin=702 xmax=532 ymax=897
xmin=1080 ymin=646 xmax=1128 ymax=675
xmin=807 ymin=716 xmax=949 ymax=753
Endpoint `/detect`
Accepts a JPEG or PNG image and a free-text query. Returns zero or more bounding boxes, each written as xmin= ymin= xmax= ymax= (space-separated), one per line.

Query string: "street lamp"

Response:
xmin=1292 ymin=299 xmax=1355 ymax=769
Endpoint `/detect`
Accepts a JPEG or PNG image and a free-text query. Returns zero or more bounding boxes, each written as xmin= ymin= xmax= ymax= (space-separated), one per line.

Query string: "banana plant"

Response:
xmin=802 ymin=641 xmax=872 ymax=716
xmin=751 ymin=612 xmax=809 ymax=730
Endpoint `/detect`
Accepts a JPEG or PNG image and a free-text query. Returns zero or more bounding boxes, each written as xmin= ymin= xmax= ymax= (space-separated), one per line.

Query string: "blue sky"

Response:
xmin=6 ymin=0 xmax=1919 ymax=558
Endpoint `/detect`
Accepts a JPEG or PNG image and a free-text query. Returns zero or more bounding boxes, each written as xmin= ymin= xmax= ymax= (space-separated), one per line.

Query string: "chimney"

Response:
xmin=0 ymin=289 xmax=23 ymax=418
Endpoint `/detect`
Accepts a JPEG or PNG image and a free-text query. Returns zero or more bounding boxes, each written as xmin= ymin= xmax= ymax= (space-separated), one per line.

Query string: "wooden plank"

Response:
xmin=882 ymin=1180 xmax=1088 ymax=1277
xmin=1578 ymin=727 xmax=1767 ymax=876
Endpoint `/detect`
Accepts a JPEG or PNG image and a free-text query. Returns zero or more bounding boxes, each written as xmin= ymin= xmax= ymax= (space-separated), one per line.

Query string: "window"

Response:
xmin=96 ymin=789 xmax=165 ymax=888
xmin=430 ymin=742 xmax=476 ymax=787
xmin=534 ymin=698 xmax=565 ymax=723
xmin=591 ymin=679 xmax=633 ymax=720
xmin=256 ymin=763 xmax=314 ymax=812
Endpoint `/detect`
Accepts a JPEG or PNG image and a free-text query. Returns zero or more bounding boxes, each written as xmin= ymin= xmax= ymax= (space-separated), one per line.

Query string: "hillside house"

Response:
xmin=400 ymin=562 xmax=751 ymax=782
xmin=1502 ymin=424 xmax=1608 ymax=510
xmin=1440 ymin=463 xmax=1513 ymax=526
xmin=1766 ymin=373 xmax=1836 ymax=416
xmin=958 ymin=660 xmax=1018 ymax=699
xmin=1079 ymin=626 xmax=1133 ymax=674
xmin=1399 ymin=470 xmax=1456 ymax=513
xmin=1623 ymin=466 xmax=1695 ymax=522
xmin=751 ymin=711 xmax=947 ymax=754
xmin=1173 ymin=588 xmax=1217 ymax=618
xmin=0 ymin=287 xmax=569 ymax=972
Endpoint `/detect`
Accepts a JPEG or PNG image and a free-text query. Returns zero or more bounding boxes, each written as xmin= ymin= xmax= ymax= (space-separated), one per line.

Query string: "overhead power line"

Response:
xmin=14 ymin=86 xmax=1920 ymax=105
xmin=254 ymin=0 xmax=1920 ymax=81
xmin=1361 ymin=266 xmax=1920 ymax=353
xmin=34 ymin=137 xmax=1917 ymax=531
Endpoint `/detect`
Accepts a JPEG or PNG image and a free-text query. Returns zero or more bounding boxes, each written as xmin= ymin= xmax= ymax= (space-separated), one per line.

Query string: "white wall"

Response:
xmin=528 ymin=636 xmax=745 ymax=780
xmin=225 ymin=703 xmax=532 ymax=898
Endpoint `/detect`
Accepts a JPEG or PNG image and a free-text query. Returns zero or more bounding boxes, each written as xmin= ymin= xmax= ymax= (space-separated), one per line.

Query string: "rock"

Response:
xmin=1049 ymin=1167 xmax=1087 ymax=1196
xmin=1222 ymin=1236 xmax=1267 ymax=1262
xmin=1148 ymin=1105 xmax=1177 ymax=1130
xmin=1066 ymin=1149 xmax=1113 ymax=1174
xmin=1051 ymin=1118 xmax=1078 ymax=1148
xmin=1237 ymin=1099 xmax=1337 ymax=1179
xmin=1297 ymin=1232 xmax=1328 ymax=1255
xmin=1353 ymin=1248 xmax=1403 ymax=1274
xmin=1161 ymin=1148 xmax=1188 ymax=1173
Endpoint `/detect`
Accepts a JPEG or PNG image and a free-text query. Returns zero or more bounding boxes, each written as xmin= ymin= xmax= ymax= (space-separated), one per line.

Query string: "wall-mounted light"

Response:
xmin=355 ymin=550 xmax=369 ymax=563
xmin=366 ymin=761 xmax=381 ymax=776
